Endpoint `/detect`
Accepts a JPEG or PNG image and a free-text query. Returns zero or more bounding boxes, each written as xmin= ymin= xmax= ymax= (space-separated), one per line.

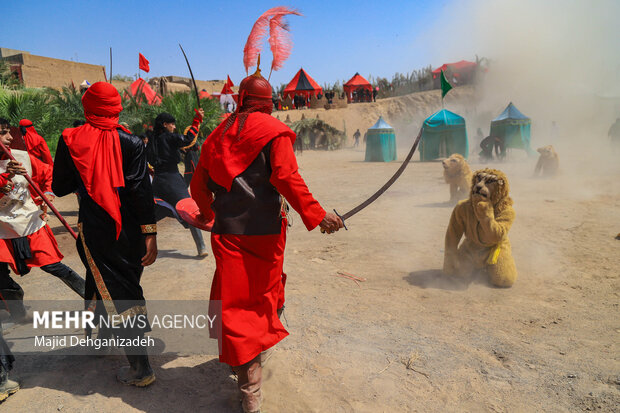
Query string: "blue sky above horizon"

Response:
xmin=2 ymin=0 xmax=458 ymax=88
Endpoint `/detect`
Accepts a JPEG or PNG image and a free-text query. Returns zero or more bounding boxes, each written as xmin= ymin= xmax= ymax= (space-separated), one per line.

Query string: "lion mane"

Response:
xmin=470 ymin=168 xmax=513 ymax=214
xmin=442 ymin=153 xmax=473 ymax=202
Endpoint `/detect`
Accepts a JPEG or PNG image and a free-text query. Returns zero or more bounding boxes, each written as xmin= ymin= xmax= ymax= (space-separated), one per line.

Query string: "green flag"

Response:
xmin=440 ymin=70 xmax=453 ymax=99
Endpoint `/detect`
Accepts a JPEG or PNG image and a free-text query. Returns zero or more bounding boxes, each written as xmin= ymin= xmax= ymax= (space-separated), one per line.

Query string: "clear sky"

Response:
xmin=2 ymin=0 xmax=453 ymax=88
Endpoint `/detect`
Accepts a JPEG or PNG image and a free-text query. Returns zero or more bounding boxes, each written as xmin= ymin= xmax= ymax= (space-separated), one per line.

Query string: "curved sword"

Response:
xmin=178 ymin=44 xmax=201 ymax=109
xmin=326 ymin=127 xmax=423 ymax=231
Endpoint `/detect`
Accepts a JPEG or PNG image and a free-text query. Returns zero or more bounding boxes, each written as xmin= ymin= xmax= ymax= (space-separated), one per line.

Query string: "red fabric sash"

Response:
xmin=62 ymin=82 xmax=129 ymax=239
xmin=200 ymin=112 xmax=295 ymax=190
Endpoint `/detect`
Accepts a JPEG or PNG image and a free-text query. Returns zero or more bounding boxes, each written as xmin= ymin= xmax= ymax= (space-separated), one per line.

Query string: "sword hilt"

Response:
xmin=334 ymin=209 xmax=347 ymax=230
xmin=320 ymin=209 xmax=348 ymax=233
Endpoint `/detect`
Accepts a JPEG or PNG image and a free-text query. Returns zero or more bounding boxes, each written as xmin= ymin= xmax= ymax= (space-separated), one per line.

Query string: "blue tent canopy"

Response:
xmin=369 ymin=117 xmax=394 ymax=130
xmin=420 ymin=109 xmax=468 ymax=161
xmin=365 ymin=116 xmax=397 ymax=162
xmin=492 ymin=102 xmax=530 ymax=122
xmin=424 ymin=109 xmax=466 ymax=130
xmin=490 ymin=102 xmax=534 ymax=155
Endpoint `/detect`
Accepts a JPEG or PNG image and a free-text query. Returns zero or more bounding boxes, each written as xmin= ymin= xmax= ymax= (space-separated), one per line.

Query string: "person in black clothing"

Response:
xmin=479 ymin=135 xmax=495 ymax=161
xmin=52 ymin=81 xmax=158 ymax=386
xmin=147 ymin=110 xmax=208 ymax=256
xmin=494 ymin=135 xmax=506 ymax=160
xmin=479 ymin=135 xmax=505 ymax=161
xmin=353 ymin=129 xmax=361 ymax=147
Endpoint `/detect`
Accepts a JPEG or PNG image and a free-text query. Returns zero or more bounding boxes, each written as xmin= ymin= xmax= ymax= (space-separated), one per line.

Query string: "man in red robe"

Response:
xmin=0 ymin=118 xmax=85 ymax=322
xmin=18 ymin=119 xmax=54 ymax=166
xmin=191 ymin=69 xmax=342 ymax=413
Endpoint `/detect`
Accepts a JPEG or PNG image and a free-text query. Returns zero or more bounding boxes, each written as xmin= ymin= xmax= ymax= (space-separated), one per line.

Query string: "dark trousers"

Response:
xmin=0 ymin=262 xmax=78 ymax=287
xmin=0 ymin=262 xmax=85 ymax=300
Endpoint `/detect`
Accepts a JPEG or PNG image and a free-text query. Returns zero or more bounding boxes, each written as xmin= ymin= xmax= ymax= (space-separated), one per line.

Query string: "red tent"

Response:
xmin=432 ymin=60 xmax=477 ymax=78
xmin=221 ymin=83 xmax=234 ymax=95
xmin=283 ymin=68 xmax=322 ymax=99
xmin=225 ymin=75 xmax=234 ymax=88
xmin=344 ymin=72 xmax=373 ymax=103
xmin=127 ymin=78 xmax=162 ymax=105
xmin=431 ymin=60 xmax=478 ymax=88
xmin=199 ymin=89 xmax=211 ymax=99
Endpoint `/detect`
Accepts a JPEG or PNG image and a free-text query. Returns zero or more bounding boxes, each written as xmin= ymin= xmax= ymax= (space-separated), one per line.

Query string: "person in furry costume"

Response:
xmin=443 ymin=168 xmax=517 ymax=287
xmin=442 ymin=153 xmax=473 ymax=202
xmin=534 ymin=145 xmax=559 ymax=177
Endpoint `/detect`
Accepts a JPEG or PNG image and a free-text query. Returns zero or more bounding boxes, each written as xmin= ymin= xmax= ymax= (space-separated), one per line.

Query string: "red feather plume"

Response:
xmin=243 ymin=6 xmax=301 ymax=74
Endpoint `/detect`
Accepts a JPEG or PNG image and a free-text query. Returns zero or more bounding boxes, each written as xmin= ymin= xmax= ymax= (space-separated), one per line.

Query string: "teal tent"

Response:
xmin=490 ymin=102 xmax=534 ymax=155
xmin=365 ymin=117 xmax=397 ymax=162
xmin=420 ymin=109 xmax=468 ymax=161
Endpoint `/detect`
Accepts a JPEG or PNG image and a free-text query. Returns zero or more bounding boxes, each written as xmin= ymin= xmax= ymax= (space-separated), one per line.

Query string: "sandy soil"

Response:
xmin=2 ymin=95 xmax=620 ymax=412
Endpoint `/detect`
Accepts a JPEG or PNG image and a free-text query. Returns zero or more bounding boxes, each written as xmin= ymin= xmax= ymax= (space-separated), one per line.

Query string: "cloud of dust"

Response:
xmin=328 ymin=2 xmax=619 ymax=281
xmin=415 ymin=0 xmax=620 ymax=191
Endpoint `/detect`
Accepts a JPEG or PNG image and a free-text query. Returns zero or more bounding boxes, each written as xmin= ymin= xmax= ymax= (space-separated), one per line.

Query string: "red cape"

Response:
xmin=200 ymin=112 xmax=295 ymax=190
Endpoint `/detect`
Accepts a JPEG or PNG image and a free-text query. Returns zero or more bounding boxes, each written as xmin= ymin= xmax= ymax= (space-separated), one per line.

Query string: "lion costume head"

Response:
xmin=534 ymin=145 xmax=559 ymax=177
xmin=537 ymin=145 xmax=556 ymax=158
xmin=442 ymin=154 xmax=471 ymax=182
xmin=443 ymin=154 xmax=473 ymax=202
xmin=470 ymin=168 xmax=513 ymax=211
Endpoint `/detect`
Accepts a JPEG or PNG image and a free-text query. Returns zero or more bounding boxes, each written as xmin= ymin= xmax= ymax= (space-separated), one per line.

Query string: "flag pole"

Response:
xmin=109 ymin=47 xmax=113 ymax=84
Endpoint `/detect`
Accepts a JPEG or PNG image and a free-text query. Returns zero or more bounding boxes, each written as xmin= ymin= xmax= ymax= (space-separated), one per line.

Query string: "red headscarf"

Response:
xmin=62 ymin=82 xmax=129 ymax=239
xmin=19 ymin=119 xmax=54 ymax=165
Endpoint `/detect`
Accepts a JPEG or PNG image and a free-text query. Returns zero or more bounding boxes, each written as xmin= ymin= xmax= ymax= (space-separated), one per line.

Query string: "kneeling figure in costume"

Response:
xmin=443 ymin=168 xmax=517 ymax=287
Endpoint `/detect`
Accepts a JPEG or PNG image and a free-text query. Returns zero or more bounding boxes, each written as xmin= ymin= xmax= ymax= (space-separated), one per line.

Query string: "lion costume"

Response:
xmin=442 ymin=153 xmax=473 ymax=202
xmin=443 ymin=168 xmax=517 ymax=287
xmin=534 ymin=145 xmax=559 ymax=177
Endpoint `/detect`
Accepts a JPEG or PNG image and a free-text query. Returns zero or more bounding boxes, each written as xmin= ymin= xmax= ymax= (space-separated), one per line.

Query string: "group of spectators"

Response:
xmin=272 ymin=88 xmax=379 ymax=111
xmin=350 ymin=87 xmax=377 ymax=103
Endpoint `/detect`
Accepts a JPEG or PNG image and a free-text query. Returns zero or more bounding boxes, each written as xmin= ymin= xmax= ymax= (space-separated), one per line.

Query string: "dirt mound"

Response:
xmin=274 ymin=86 xmax=479 ymax=146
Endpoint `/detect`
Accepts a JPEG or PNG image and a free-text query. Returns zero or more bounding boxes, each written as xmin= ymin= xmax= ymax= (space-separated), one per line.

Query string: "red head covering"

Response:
xmin=220 ymin=69 xmax=274 ymax=139
xmin=19 ymin=119 xmax=53 ymax=165
xmin=201 ymin=69 xmax=295 ymax=190
xmin=62 ymin=82 xmax=129 ymax=239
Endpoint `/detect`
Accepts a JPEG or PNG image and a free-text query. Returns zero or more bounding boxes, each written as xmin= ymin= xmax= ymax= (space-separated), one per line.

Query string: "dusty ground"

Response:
xmin=2 ymin=140 xmax=618 ymax=412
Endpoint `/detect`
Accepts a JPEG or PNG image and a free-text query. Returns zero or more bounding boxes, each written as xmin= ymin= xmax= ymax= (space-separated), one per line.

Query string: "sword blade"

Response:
xmin=178 ymin=44 xmax=201 ymax=109
xmin=341 ymin=127 xmax=423 ymax=222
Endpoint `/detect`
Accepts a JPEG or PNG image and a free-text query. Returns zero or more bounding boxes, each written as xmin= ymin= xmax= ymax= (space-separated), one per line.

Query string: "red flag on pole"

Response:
xmin=139 ymin=53 xmax=150 ymax=73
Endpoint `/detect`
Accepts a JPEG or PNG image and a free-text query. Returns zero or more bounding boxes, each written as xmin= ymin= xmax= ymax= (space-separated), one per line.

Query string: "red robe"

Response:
xmin=0 ymin=152 xmax=63 ymax=273
xmin=191 ymin=113 xmax=325 ymax=366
